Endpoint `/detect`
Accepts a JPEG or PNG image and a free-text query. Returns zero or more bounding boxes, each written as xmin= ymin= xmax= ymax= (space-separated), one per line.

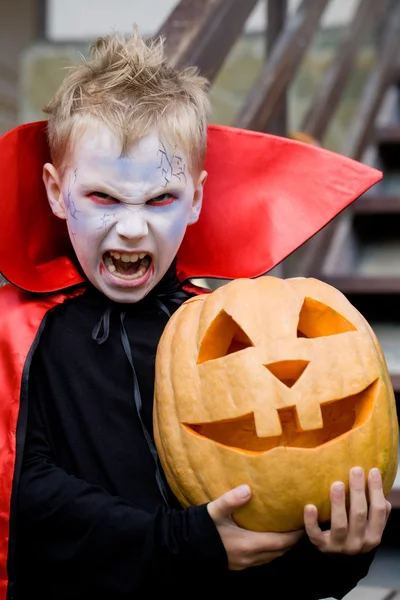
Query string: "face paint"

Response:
xmin=58 ymin=123 xmax=202 ymax=303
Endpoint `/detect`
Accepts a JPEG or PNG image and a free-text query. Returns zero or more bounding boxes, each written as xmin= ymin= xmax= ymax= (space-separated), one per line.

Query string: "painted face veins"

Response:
xmin=158 ymin=140 xmax=187 ymax=187
xmin=60 ymin=124 xmax=202 ymax=303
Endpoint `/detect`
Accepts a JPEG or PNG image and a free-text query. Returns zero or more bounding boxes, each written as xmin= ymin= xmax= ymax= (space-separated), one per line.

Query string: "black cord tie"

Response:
xmin=118 ymin=310 xmax=171 ymax=506
xmin=91 ymin=304 xmax=113 ymax=344
xmin=91 ymin=286 xmax=188 ymax=507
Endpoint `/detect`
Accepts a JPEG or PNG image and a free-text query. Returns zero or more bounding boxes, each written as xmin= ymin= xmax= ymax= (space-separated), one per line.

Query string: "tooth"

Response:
xmin=130 ymin=253 xmax=139 ymax=262
xmin=136 ymin=269 xmax=144 ymax=277
xmin=121 ymin=254 xmax=130 ymax=262
xmin=107 ymin=264 xmax=116 ymax=273
xmin=139 ymin=253 xmax=146 ymax=259
xmin=113 ymin=251 xmax=121 ymax=259
xmin=104 ymin=256 xmax=113 ymax=266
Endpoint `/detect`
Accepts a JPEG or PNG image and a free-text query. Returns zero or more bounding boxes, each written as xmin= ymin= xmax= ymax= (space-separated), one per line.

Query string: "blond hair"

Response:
xmin=44 ymin=28 xmax=210 ymax=174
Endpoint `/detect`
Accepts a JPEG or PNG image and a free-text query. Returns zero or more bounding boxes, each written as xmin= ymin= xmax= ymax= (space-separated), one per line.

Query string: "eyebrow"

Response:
xmin=80 ymin=180 xmax=186 ymax=198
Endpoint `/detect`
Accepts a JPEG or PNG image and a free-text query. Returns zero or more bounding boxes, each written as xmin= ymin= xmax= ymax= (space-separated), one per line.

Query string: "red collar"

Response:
xmin=0 ymin=121 xmax=381 ymax=292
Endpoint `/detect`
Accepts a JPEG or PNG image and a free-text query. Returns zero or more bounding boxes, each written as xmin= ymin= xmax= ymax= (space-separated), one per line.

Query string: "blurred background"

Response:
xmin=0 ymin=0 xmax=387 ymax=146
xmin=1 ymin=1 xmax=400 ymax=596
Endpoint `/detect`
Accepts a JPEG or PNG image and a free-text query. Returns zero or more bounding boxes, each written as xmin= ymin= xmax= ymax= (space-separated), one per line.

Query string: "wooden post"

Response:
xmin=235 ymin=0 xmax=330 ymax=132
xmin=266 ymin=0 xmax=288 ymax=137
xmin=300 ymin=0 xmax=391 ymax=142
xmin=341 ymin=2 xmax=400 ymax=161
xmin=156 ymin=0 xmax=258 ymax=82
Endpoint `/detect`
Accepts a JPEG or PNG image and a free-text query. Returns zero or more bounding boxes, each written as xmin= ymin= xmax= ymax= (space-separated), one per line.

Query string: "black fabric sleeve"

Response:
xmin=302 ymin=542 xmax=376 ymax=599
xmin=228 ymin=528 xmax=376 ymax=599
xmin=18 ymin=415 xmax=377 ymax=599
xmin=17 ymin=393 xmax=227 ymax=596
xmin=17 ymin=365 xmax=376 ymax=599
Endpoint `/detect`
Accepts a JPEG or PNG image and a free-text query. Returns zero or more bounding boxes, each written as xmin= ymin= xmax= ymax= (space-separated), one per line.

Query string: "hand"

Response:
xmin=304 ymin=467 xmax=391 ymax=555
xmin=207 ymin=484 xmax=304 ymax=570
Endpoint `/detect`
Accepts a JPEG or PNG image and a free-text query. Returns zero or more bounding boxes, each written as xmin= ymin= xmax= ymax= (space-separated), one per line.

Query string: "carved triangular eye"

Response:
xmin=297 ymin=297 xmax=357 ymax=338
xmin=197 ymin=310 xmax=254 ymax=364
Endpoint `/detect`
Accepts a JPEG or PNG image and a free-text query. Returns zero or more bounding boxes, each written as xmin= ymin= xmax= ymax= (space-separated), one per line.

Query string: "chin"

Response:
xmin=101 ymin=273 xmax=160 ymax=305
xmin=101 ymin=281 xmax=156 ymax=304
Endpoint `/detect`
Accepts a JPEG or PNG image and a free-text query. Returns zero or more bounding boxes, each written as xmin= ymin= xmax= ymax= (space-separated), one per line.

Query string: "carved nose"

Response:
xmin=264 ymin=360 xmax=309 ymax=388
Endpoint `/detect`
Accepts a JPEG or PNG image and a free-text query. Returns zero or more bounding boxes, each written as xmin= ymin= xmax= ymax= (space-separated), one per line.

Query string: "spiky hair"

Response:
xmin=44 ymin=27 xmax=210 ymax=174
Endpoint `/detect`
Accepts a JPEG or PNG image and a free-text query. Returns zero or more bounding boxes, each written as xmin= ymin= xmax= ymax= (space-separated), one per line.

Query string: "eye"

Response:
xmin=87 ymin=192 xmax=119 ymax=206
xmin=147 ymin=193 xmax=176 ymax=207
xmin=197 ymin=310 xmax=254 ymax=364
xmin=297 ymin=298 xmax=357 ymax=338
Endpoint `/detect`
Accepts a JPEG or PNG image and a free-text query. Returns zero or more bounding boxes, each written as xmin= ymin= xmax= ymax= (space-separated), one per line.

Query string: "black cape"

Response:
xmin=14 ymin=266 xmax=375 ymax=599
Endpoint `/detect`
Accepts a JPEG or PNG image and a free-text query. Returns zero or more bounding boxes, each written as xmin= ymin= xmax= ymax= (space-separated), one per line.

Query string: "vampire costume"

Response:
xmin=0 ymin=121 xmax=383 ymax=599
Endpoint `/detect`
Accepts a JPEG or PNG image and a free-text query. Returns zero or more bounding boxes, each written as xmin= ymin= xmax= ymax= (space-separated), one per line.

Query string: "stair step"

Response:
xmin=318 ymin=211 xmax=400 ymax=281
xmin=373 ymin=124 xmax=400 ymax=169
xmin=368 ymin=322 xmax=400 ymax=396
xmin=390 ymin=375 xmax=400 ymax=394
xmin=369 ymin=323 xmax=400 ymax=395
xmin=353 ymin=195 xmax=400 ymax=213
xmin=332 ymin=585 xmax=399 ymax=600
xmin=323 ymin=276 xmax=400 ymax=294
xmin=375 ymin=123 xmax=400 ymax=144
xmin=388 ymin=456 xmax=400 ymax=508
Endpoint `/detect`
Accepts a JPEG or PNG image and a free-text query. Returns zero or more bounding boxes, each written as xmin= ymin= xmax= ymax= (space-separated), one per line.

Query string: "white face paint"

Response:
xmin=54 ymin=123 xmax=204 ymax=303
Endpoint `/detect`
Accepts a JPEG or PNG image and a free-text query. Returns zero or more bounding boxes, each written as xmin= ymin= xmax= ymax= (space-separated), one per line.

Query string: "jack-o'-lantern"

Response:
xmin=154 ymin=276 xmax=399 ymax=532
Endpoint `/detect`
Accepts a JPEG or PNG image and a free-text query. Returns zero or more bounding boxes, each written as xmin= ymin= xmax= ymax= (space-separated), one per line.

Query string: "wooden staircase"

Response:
xmin=302 ymin=53 xmax=400 ymax=513
xmin=156 ymin=0 xmax=400 ymax=517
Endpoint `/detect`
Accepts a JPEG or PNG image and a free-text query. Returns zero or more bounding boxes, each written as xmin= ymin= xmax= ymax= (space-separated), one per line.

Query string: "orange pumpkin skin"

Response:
xmin=154 ymin=276 xmax=399 ymax=532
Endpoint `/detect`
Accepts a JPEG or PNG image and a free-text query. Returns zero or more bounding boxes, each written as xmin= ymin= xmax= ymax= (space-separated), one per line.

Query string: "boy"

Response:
xmin=0 ymin=28 xmax=391 ymax=599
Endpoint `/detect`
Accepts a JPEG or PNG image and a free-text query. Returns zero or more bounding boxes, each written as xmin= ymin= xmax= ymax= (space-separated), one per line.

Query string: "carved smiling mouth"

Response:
xmin=183 ymin=380 xmax=378 ymax=453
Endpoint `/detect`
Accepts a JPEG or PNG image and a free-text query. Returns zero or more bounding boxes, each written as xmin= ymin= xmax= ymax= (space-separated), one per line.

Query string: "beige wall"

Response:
xmin=46 ymin=0 xmax=359 ymax=40
xmin=0 ymin=0 xmax=38 ymax=134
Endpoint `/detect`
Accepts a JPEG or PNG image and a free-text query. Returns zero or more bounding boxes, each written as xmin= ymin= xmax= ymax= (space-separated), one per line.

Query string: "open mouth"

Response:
xmin=183 ymin=380 xmax=378 ymax=453
xmin=103 ymin=251 xmax=152 ymax=279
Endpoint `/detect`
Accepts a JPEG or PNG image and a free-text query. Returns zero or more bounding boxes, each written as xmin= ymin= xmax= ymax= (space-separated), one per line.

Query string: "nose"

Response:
xmin=264 ymin=360 xmax=309 ymax=388
xmin=115 ymin=210 xmax=149 ymax=241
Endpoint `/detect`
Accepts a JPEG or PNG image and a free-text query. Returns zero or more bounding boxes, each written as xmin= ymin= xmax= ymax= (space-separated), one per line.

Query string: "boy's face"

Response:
xmin=43 ymin=123 xmax=206 ymax=303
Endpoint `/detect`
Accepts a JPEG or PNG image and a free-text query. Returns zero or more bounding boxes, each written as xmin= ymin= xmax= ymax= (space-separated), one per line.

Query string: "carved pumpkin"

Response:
xmin=154 ymin=276 xmax=399 ymax=532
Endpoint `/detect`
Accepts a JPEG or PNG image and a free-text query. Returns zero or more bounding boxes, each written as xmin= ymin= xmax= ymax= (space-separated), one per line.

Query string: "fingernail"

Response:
xmin=332 ymin=482 xmax=345 ymax=494
xmin=237 ymin=484 xmax=251 ymax=498
xmin=370 ymin=468 xmax=381 ymax=480
xmin=352 ymin=467 xmax=364 ymax=478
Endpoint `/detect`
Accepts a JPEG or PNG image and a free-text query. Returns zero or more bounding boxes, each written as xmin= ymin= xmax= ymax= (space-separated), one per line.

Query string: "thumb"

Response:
xmin=207 ymin=485 xmax=251 ymax=522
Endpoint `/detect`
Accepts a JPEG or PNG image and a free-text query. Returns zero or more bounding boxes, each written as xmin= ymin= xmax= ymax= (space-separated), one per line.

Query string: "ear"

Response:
xmin=188 ymin=170 xmax=207 ymax=225
xmin=43 ymin=163 xmax=67 ymax=220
